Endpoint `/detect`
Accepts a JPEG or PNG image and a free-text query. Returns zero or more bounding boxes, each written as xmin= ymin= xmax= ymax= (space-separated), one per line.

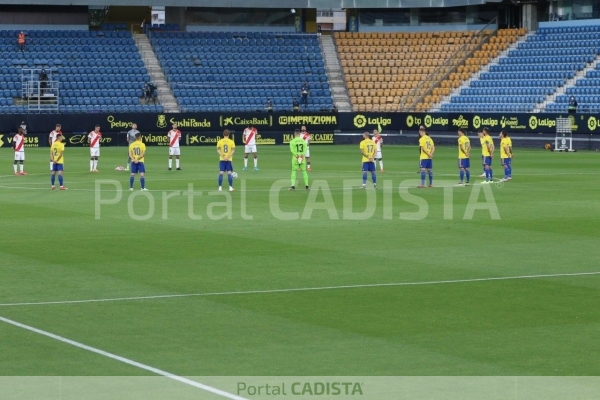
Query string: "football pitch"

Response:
xmin=0 ymin=144 xmax=599 ymax=395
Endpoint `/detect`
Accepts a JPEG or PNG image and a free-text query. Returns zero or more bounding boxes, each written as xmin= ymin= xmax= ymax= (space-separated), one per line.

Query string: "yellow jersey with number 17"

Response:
xmin=217 ymin=138 xmax=235 ymax=161
xmin=481 ymin=135 xmax=493 ymax=157
xmin=50 ymin=141 xmax=65 ymax=164
xmin=359 ymin=139 xmax=376 ymax=162
xmin=419 ymin=135 xmax=434 ymax=160
xmin=501 ymin=137 xmax=513 ymax=158
xmin=129 ymin=141 xmax=146 ymax=163
xmin=458 ymin=135 xmax=470 ymax=159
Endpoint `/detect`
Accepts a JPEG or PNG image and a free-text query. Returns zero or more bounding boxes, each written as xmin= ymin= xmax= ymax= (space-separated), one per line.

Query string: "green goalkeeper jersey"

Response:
xmin=289 ymin=136 xmax=307 ymax=159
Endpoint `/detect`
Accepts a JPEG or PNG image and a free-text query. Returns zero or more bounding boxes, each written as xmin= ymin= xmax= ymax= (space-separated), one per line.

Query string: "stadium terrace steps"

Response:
xmin=441 ymin=25 xmax=600 ymax=113
xmin=320 ymin=35 xmax=352 ymax=112
xmin=0 ymin=29 xmax=159 ymax=114
xmin=134 ymin=34 xmax=179 ymax=113
xmin=431 ymin=30 xmax=528 ymax=112
xmin=539 ymin=55 xmax=600 ymax=113
xmin=150 ymin=31 xmax=333 ymax=113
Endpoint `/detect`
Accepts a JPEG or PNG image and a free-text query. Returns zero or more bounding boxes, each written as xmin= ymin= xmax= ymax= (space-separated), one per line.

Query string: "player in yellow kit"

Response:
xmin=359 ymin=131 xmax=377 ymax=189
xmin=50 ymin=133 xmax=66 ymax=190
xmin=457 ymin=128 xmax=471 ymax=186
xmin=217 ymin=129 xmax=236 ymax=192
xmin=418 ymin=126 xmax=435 ymax=188
xmin=499 ymin=131 xmax=513 ymax=181
xmin=128 ymin=132 xmax=147 ymax=191
xmin=479 ymin=127 xmax=495 ymax=184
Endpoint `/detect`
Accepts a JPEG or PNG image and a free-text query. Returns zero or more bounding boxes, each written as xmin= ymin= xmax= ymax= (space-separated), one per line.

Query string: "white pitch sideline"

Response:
xmin=0 ymin=271 xmax=599 ymax=308
xmin=0 ymin=316 xmax=247 ymax=400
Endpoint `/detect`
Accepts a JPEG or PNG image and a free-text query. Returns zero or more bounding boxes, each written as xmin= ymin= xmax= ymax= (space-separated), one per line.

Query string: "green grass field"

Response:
xmin=0 ymin=144 xmax=599 ymax=383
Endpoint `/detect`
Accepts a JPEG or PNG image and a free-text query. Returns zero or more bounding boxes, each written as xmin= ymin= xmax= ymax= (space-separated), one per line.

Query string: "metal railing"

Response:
xmin=330 ymin=34 xmax=352 ymax=110
xmin=398 ymin=18 xmax=498 ymax=112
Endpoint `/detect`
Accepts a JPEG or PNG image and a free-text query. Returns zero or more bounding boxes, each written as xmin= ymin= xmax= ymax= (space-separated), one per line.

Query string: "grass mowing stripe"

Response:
xmin=1 ymin=271 xmax=598 ymax=307
xmin=0 ymin=316 xmax=247 ymax=400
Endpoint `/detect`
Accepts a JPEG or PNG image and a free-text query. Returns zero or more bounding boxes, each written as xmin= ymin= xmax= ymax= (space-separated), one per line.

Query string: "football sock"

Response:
xmin=254 ymin=158 xmax=258 ymax=168
xmin=93 ymin=159 xmax=98 ymax=170
xmin=465 ymin=170 xmax=470 ymax=182
xmin=130 ymin=176 xmax=134 ymax=188
xmin=307 ymin=162 xmax=311 ymax=168
xmin=244 ymin=158 xmax=248 ymax=168
xmin=58 ymin=175 xmax=63 ymax=186
xmin=51 ymin=174 xmax=55 ymax=185
xmin=371 ymin=172 xmax=377 ymax=184
xmin=20 ymin=163 xmax=24 ymax=173
xmin=228 ymin=174 xmax=233 ymax=186
xmin=13 ymin=164 xmax=17 ymax=173
xmin=485 ymin=169 xmax=490 ymax=180
xmin=362 ymin=172 xmax=367 ymax=184
xmin=302 ymin=170 xmax=309 ymax=186
xmin=176 ymin=159 xmax=180 ymax=169
xmin=140 ymin=177 xmax=145 ymax=189
xmin=90 ymin=160 xmax=94 ymax=171
xmin=379 ymin=160 xmax=384 ymax=170
xmin=508 ymin=165 xmax=512 ymax=177
xmin=459 ymin=170 xmax=464 ymax=182
xmin=168 ymin=159 xmax=172 ymax=168
xmin=428 ymin=172 xmax=433 ymax=185
xmin=291 ymin=170 xmax=297 ymax=186
xmin=420 ymin=171 xmax=426 ymax=186
xmin=218 ymin=174 xmax=223 ymax=186
xmin=489 ymin=168 xmax=493 ymax=180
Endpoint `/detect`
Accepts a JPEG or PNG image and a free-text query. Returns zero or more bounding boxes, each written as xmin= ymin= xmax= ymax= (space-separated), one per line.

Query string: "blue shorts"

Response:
xmin=131 ymin=162 xmax=145 ymax=174
xmin=420 ymin=159 xmax=433 ymax=169
xmin=52 ymin=164 xmax=63 ymax=172
xmin=219 ymin=160 xmax=233 ymax=172
xmin=501 ymin=158 xmax=512 ymax=165
xmin=483 ymin=156 xmax=492 ymax=166
xmin=459 ymin=158 xmax=470 ymax=169
xmin=362 ymin=161 xmax=375 ymax=172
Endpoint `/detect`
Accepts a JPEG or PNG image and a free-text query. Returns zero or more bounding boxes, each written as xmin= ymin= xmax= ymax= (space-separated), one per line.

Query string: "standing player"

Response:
xmin=217 ymin=129 xmax=236 ymax=192
xmin=243 ymin=125 xmax=259 ymax=171
xmin=49 ymin=124 xmax=62 ymax=171
xmin=457 ymin=128 xmax=471 ymax=186
xmin=50 ymin=133 xmax=66 ymax=190
xmin=418 ymin=127 xmax=435 ymax=188
xmin=500 ymin=131 xmax=513 ymax=181
xmin=289 ymin=129 xmax=309 ymax=191
xmin=13 ymin=127 xmax=27 ymax=175
xmin=88 ymin=124 xmax=102 ymax=172
xmin=373 ymin=129 xmax=384 ymax=172
xmin=300 ymin=125 xmax=311 ymax=171
xmin=359 ymin=131 xmax=377 ymax=189
xmin=168 ymin=123 xmax=182 ymax=170
xmin=480 ymin=127 xmax=494 ymax=183
xmin=126 ymin=123 xmax=139 ymax=171
xmin=128 ymin=132 xmax=147 ymax=191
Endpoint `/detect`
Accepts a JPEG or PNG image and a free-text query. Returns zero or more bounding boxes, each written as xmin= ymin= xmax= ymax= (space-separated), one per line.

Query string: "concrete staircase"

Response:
xmin=133 ymin=33 xmax=180 ymax=113
xmin=319 ymin=35 xmax=352 ymax=112
xmin=430 ymin=32 xmax=532 ymax=112
xmin=534 ymin=55 xmax=600 ymax=112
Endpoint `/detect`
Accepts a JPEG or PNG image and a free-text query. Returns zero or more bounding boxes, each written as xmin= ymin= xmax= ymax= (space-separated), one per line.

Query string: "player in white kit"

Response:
xmin=168 ymin=123 xmax=182 ymax=170
xmin=13 ymin=127 xmax=27 ymax=175
xmin=300 ymin=125 xmax=311 ymax=171
xmin=88 ymin=125 xmax=102 ymax=172
xmin=48 ymin=124 xmax=62 ymax=171
xmin=373 ymin=129 xmax=384 ymax=172
xmin=243 ymin=125 xmax=259 ymax=171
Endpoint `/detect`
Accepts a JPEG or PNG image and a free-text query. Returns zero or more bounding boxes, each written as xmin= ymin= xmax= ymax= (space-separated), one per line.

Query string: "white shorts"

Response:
xmin=14 ymin=151 xmax=24 ymax=161
xmin=305 ymin=148 xmax=311 ymax=157
xmin=245 ymin=145 xmax=257 ymax=153
xmin=169 ymin=147 xmax=181 ymax=156
xmin=375 ymin=151 xmax=382 ymax=159
xmin=90 ymin=148 xmax=100 ymax=157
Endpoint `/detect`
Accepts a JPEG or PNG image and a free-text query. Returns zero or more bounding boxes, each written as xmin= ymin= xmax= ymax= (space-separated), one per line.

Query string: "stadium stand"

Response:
xmin=0 ymin=29 xmax=159 ymax=114
xmin=441 ymin=26 xmax=598 ymax=113
xmin=149 ymin=31 xmax=334 ymax=112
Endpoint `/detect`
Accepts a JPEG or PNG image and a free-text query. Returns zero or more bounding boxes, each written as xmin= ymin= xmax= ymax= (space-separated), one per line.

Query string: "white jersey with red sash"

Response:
xmin=14 ymin=134 xmax=25 ymax=152
xmin=168 ymin=129 xmax=181 ymax=148
xmin=89 ymin=131 xmax=102 ymax=148
xmin=244 ymin=128 xmax=257 ymax=146
xmin=373 ymin=135 xmax=383 ymax=152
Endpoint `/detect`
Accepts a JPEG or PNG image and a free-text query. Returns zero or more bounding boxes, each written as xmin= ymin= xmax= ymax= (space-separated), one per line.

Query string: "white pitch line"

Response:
xmin=0 ymin=316 xmax=247 ymax=400
xmin=0 ymin=271 xmax=598 ymax=308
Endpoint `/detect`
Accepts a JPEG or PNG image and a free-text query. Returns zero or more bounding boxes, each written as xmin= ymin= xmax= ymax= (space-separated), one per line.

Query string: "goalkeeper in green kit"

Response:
xmin=289 ymin=129 xmax=310 ymax=191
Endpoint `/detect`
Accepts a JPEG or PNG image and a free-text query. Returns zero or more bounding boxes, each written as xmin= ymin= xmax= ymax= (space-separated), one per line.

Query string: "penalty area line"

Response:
xmin=1 ymin=271 xmax=599 ymax=308
xmin=0 ymin=316 xmax=247 ymax=400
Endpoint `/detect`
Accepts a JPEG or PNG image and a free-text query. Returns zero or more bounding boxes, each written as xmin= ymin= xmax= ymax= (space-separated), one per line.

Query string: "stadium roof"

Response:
xmin=5 ymin=0 xmax=503 ymax=7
